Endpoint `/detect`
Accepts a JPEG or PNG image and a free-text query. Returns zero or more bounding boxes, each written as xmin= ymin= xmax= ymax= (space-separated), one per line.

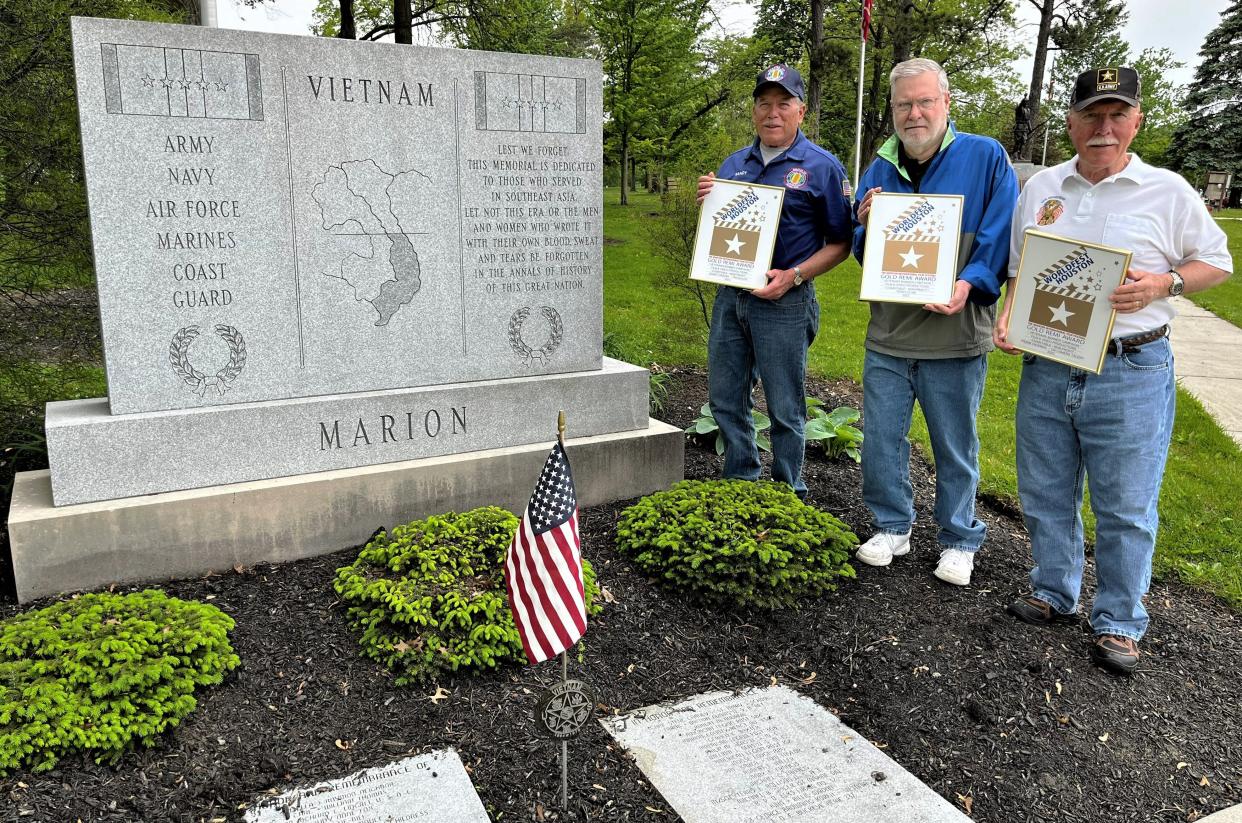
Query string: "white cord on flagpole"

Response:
xmin=852 ymin=35 xmax=867 ymax=195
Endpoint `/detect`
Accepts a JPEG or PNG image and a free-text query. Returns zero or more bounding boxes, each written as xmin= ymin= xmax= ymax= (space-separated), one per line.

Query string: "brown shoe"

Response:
xmin=1006 ymin=595 xmax=1076 ymax=627
xmin=1090 ymin=634 xmax=1140 ymax=676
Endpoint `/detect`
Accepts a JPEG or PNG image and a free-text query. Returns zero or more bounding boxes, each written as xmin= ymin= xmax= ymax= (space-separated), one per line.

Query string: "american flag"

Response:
xmin=862 ymin=0 xmax=873 ymax=42
xmin=504 ymin=442 xmax=588 ymax=664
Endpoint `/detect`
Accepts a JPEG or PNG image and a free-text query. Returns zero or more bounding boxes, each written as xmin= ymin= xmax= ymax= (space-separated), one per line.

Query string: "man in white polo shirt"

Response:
xmin=994 ymin=67 xmax=1232 ymax=676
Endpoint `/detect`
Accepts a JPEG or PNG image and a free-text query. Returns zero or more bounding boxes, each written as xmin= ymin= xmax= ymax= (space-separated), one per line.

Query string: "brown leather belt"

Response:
xmin=1108 ymin=324 xmax=1169 ymax=355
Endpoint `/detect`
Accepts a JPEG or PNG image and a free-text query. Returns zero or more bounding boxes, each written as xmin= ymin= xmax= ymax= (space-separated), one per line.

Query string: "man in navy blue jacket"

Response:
xmin=695 ymin=65 xmax=854 ymax=498
xmin=851 ymin=57 xmax=1017 ymax=586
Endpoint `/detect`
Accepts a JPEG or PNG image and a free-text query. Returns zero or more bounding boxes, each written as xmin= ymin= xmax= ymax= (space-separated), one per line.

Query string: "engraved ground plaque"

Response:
xmin=600 ymin=687 xmax=971 ymax=823
xmin=71 ymin=17 xmax=603 ymax=414
xmin=245 ymin=750 xmax=488 ymax=823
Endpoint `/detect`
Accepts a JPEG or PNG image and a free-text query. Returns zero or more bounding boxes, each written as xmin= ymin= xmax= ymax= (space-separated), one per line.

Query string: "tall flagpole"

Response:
xmin=557 ymin=409 xmax=569 ymax=811
xmin=852 ymin=0 xmax=872 ymax=193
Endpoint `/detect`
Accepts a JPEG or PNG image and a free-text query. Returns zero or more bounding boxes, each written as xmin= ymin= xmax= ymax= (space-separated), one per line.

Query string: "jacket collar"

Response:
xmin=748 ymin=129 xmax=809 ymax=164
xmin=876 ymin=123 xmax=958 ymax=181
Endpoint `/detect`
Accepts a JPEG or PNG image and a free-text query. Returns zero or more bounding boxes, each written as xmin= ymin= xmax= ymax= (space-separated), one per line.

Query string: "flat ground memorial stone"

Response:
xmin=244 ymin=750 xmax=488 ymax=823
xmin=599 ymin=686 xmax=971 ymax=823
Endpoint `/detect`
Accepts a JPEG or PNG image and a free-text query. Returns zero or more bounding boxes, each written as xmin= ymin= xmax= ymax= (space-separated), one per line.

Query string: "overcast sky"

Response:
xmin=215 ymin=0 xmax=1229 ymax=88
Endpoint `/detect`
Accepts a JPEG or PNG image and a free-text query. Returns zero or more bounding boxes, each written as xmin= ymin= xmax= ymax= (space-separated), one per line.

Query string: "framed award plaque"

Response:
xmin=689 ymin=179 xmax=785 ymax=290
xmin=1007 ymin=229 xmax=1132 ymax=374
xmin=860 ymin=192 xmax=964 ymax=304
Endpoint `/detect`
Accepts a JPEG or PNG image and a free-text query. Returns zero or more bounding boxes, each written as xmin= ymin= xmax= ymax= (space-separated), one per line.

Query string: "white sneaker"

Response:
xmin=934 ymin=548 xmax=975 ymax=586
xmin=854 ymin=531 xmax=911 ymax=567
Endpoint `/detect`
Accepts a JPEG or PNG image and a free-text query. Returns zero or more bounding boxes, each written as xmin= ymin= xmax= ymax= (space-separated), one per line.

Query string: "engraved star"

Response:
xmin=900 ymin=245 xmax=924 ymax=268
xmin=141 ymin=74 xmax=156 ymax=88
xmin=177 ymin=79 xmax=192 ymax=90
xmin=1048 ymin=301 xmax=1074 ymax=326
xmin=214 ymin=80 xmax=229 ymax=91
xmin=159 ymin=77 xmax=175 ymax=89
xmin=725 ymin=234 xmax=745 ymax=255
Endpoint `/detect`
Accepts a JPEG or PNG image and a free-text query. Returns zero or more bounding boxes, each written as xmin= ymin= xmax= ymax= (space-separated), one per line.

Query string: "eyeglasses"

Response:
xmin=893 ymin=97 xmax=942 ymax=115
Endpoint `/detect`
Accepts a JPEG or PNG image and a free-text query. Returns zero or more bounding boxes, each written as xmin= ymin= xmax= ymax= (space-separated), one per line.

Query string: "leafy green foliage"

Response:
xmin=615 ymin=479 xmax=857 ymax=608
xmin=0 ymin=590 xmax=239 ymax=775
xmin=685 ymin=403 xmax=770 ymax=455
xmin=334 ymin=507 xmax=602 ymax=684
xmin=804 ymin=399 xmax=863 ymax=463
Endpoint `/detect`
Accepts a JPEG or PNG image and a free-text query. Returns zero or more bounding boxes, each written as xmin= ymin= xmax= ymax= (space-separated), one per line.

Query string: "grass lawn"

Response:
xmin=1185 ymin=212 xmax=1242 ymax=327
xmin=604 ymin=187 xmax=1242 ymax=609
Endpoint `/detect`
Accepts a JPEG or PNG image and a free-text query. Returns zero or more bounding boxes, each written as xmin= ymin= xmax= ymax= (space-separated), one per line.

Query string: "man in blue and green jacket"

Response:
xmin=851 ymin=57 xmax=1018 ymax=587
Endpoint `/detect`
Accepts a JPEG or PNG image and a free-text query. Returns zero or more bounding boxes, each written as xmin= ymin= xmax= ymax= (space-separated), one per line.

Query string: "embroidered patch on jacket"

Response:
xmin=784 ymin=167 xmax=809 ymax=189
xmin=1036 ymin=196 xmax=1066 ymax=226
xmin=842 ymin=178 xmax=853 ymax=199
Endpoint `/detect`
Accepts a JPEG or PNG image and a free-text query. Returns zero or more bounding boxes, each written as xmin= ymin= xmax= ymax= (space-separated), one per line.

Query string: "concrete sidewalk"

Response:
xmin=1170 ymin=295 xmax=1242 ymax=448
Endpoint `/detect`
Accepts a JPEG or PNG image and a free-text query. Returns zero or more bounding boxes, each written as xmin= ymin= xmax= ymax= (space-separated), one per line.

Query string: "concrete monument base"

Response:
xmin=8 ymin=419 xmax=683 ymax=603
xmin=46 ymin=359 xmax=649 ymax=506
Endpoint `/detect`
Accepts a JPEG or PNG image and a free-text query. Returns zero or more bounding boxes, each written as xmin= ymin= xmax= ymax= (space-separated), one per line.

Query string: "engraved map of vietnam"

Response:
xmin=311 ymin=159 xmax=429 ymax=326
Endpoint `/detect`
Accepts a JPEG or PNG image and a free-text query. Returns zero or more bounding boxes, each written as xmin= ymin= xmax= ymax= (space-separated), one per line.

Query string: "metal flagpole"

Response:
xmin=557 ymin=409 xmax=569 ymax=811
xmin=852 ymin=3 xmax=869 ymax=193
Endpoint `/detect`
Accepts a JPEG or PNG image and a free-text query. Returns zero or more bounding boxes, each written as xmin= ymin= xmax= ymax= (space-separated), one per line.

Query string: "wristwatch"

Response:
xmin=1168 ymin=268 xmax=1185 ymax=297
xmin=792 ymin=266 xmax=804 ymax=286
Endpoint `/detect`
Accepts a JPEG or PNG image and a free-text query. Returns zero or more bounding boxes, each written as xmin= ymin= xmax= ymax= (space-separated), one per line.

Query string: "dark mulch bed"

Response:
xmin=3 ymin=369 xmax=1242 ymax=823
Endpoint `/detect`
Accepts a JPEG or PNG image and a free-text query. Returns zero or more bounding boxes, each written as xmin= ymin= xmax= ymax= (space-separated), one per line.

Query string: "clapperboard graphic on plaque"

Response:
xmin=690 ymin=179 xmax=784 ymax=290
xmin=1007 ymin=229 xmax=1131 ymax=373
xmin=860 ymin=193 xmax=963 ymax=304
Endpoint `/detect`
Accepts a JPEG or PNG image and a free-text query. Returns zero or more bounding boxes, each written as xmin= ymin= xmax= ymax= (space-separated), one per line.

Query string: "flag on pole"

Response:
xmin=862 ymin=0 xmax=873 ymax=42
xmin=505 ymin=442 xmax=587 ymax=664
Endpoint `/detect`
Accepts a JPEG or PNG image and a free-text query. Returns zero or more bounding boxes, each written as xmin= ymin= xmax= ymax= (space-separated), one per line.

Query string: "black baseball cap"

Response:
xmin=754 ymin=64 xmax=805 ymax=100
xmin=1070 ymin=67 xmax=1141 ymax=111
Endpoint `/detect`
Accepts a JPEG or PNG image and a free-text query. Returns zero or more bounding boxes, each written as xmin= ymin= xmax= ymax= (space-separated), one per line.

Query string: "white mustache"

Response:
xmin=1087 ymin=137 xmax=1120 ymax=147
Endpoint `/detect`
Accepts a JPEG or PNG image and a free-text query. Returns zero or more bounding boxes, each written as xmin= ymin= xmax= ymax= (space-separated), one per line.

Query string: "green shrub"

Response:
xmin=334 ymin=507 xmax=602 ymax=684
xmin=0 ymin=590 xmax=239 ymax=775
xmin=615 ymin=480 xmax=858 ymax=609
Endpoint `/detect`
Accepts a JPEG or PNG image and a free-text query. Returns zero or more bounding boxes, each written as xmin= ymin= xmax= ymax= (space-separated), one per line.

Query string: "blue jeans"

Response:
xmin=861 ymin=349 xmax=988 ymax=551
xmin=708 ymin=284 xmax=819 ymax=496
xmin=1016 ymin=338 xmax=1175 ymax=641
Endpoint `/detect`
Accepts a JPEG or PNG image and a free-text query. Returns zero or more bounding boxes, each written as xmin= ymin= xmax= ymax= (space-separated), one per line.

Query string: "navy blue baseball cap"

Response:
xmin=754 ymin=64 xmax=805 ymax=100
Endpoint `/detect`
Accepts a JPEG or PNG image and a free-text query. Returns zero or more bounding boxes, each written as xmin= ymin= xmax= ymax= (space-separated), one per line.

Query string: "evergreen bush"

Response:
xmin=334 ymin=506 xmax=602 ymax=684
xmin=615 ymin=480 xmax=857 ymax=608
xmin=0 ymin=590 xmax=240 ymax=775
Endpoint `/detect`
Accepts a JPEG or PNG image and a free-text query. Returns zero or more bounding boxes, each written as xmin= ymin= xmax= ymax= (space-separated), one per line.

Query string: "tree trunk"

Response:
xmin=1025 ymin=0 xmax=1055 ymax=160
xmin=394 ymin=0 xmax=412 ymax=44
xmin=807 ymin=0 xmax=824 ymax=142
xmin=620 ymin=129 xmax=629 ymax=206
xmin=338 ymin=0 xmax=356 ymax=38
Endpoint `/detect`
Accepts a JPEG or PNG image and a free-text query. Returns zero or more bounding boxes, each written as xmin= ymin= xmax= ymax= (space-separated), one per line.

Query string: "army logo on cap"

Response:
xmin=1096 ymin=67 xmax=1120 ymax=91
xmin=765 ymin=65 xmax=787 ymax=81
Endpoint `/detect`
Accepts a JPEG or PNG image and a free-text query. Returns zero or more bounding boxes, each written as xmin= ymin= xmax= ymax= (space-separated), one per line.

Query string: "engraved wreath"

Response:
xmin=508 ymin=306 xmax=563 ymax=367
xmin=169 ymin=324 xmax=247 ymax=397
